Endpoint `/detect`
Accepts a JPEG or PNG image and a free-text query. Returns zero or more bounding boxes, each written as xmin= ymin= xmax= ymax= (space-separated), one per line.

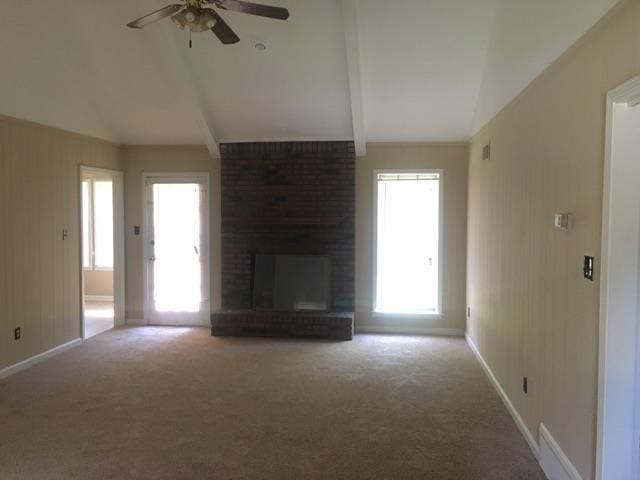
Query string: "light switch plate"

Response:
xmin=554 ymin=213 xmax=573 ymax=230
xmin=584 ymin=256 xmax=595 ymax=281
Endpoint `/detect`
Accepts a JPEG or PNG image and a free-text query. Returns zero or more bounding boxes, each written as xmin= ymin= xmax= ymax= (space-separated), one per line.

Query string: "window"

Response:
xmin=82 ymin=178 xmax=113 ymax=270
xmin=374 ymin=171 xmax=441 ymax=315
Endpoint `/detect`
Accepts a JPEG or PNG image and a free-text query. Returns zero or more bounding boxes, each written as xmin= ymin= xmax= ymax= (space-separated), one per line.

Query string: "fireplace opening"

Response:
xmin=252 ymin=254 xmax=331 ymax=312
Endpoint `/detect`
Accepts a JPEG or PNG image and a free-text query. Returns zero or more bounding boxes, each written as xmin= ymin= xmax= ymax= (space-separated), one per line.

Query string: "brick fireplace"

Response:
xmin=212 ymin=141 xmax=355 ymax=340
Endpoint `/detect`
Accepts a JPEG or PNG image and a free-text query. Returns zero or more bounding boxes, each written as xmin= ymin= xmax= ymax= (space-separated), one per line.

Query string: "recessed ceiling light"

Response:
xmin=254 ymin=42 xmax=267 ymax=51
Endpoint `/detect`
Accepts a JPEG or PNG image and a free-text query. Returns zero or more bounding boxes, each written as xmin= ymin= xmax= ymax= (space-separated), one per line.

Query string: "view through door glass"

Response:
xmin=151 ymin=183 xmax=203 ymax=316
xmin=375 ymin=172 xmax=440 ymax=314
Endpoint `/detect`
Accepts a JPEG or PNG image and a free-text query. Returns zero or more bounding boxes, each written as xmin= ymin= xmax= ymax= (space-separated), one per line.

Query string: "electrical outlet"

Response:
xmin=14 ymin=327 xmax=21 ymax=340
xmin=467 ymin=307 xmax=471 ymax=317
xmin=523 ymin=376 xmax=528 ymax=394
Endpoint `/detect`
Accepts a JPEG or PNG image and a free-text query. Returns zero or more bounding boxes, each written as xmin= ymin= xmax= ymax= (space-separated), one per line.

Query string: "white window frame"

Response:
xmin=372 ymin=169 xmax=444 ymax=320
xmin=82 ymin=176 xmax=114 ymax=272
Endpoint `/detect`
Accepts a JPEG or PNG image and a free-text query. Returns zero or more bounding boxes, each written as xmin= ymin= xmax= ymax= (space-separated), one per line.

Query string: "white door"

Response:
xmin=144 ymin=175 xmax=209 ymax=326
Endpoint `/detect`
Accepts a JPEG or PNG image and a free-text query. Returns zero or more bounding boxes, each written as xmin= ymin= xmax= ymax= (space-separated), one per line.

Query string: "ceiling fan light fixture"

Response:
xmin=126 ymin=1 xmax=289 ymax=46
xmin=171 ymin=7 xmax=217 ymax=33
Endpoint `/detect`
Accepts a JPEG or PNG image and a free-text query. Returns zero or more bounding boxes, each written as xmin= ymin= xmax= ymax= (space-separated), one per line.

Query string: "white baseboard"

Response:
xmin=126 ymin=318 xmax=147 ymax=326
xmin=85 ymin=295 xmax=114 ymax=302
xmin=465 ymin=334 xmax=540 ymax=457
xmin=0 ymin=338 xmax=82 ymax=380
xmin=357 ymin=325 xmax=465 ymax=336
xmin=539 ymin=423 xmax=583 ymax=480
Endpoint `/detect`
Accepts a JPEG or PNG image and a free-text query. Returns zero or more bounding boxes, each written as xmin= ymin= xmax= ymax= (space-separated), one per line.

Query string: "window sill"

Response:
xmin=373 ymin=311 xmax=442 ymax=321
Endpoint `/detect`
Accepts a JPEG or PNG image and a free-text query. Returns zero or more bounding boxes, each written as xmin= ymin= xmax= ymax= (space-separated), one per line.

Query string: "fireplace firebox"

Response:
xmin=252 ymin=254 xmax=331 ymax=312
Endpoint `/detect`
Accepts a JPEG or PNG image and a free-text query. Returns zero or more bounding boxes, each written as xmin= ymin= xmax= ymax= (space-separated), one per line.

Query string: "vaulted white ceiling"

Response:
xmin=356 ymin=0 xmax=498 ymax=143
xmin=472 ymin=0 xmax=620 ymax=133
xmin=0 ymin=0 xmax=620 ymax=155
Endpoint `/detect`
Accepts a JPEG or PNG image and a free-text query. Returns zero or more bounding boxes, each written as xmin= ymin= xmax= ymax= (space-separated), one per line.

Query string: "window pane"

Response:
xmin=82 ymin=180 xmax=91 ymax=269
xmin=376 ymin=174 xmax=440 ymax=314
xmin=152 ymin=183 xmax=202 ymax=312
xmin=93 ymin=180 xmax=113 ymax=268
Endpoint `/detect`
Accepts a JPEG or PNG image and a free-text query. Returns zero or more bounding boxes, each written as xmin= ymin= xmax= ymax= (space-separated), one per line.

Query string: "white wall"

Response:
xmin=83 ymin=270 xmax=113 ymax=298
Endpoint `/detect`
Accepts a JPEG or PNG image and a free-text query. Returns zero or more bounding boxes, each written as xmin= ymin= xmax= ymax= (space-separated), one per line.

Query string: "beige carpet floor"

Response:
xmin=0 ymin=328 xmax=546 ymax=480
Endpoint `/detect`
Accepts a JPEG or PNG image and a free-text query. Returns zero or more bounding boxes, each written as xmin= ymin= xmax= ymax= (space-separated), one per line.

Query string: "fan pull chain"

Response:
xmin=189 ymin=29 xmax=192 ymax=48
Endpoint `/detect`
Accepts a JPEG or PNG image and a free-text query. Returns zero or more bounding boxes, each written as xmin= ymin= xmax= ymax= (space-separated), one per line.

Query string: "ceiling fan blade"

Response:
xmin=126 ymin=4 xmax=183 ymax=29
xmin=215 ymin=0 xmax=289 ymax=20
xmin=209 ymin=11 xmax=240 ymax=44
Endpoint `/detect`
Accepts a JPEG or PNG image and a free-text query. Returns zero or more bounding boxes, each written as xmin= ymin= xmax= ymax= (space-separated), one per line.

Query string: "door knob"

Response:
xmin=149 ymin=256 xmax=156 ymax=261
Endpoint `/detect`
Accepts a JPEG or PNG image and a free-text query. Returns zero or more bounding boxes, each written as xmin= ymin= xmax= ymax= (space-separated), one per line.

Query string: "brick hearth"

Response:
xmin=211 ymin=310 xmax=354 ymax=341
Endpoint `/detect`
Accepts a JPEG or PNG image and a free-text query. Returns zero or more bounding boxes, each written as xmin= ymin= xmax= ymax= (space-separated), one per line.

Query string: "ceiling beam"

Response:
xmin=150 ymin=1 xmax=220 ymax=157
xmin=341 ymin=0 xmax=366 ymax=157
xmin=139 ymin=0 xmax=220 ymax=158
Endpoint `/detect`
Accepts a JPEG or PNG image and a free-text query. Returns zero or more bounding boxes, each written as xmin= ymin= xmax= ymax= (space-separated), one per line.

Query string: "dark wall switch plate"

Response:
xmin=523 ymin=376 xmax=528 ymax=394
xmin=134 ymin=226 xmax=141 ymax=235
xmin=14 ymin=327 xmax=21 ymax=340
xmin=584 ymin=256 xmax=595 ymax=281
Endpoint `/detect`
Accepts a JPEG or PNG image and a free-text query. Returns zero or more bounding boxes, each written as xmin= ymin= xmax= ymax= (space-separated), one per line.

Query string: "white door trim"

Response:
xmin=79 ymin=166 xmax=125 ymax=338
xmin=597 ymin=74 xmax=640 ymax=480
xmin=141 ymin=172 xmax=211 ymax=326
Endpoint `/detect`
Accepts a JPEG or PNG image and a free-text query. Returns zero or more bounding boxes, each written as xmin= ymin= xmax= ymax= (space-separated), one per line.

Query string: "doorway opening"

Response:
xmin=80 ymin=166 xmax=124 ymax=339
xmin=143 ymin=173 xmax=210 ymax=326
xmin=373 ymin=171 xmax=442 ymax=317
xmin=598 ymin=75 xmax=640 ymax=480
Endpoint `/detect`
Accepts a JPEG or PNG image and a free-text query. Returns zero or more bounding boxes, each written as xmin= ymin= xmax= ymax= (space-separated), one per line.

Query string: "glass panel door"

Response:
xmin=146 ymin=178 xmax=209 ymax=325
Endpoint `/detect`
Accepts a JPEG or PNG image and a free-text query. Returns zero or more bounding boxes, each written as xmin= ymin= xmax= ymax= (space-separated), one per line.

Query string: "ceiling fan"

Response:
xmin=126 ymin=0 xmax=289 ymax=45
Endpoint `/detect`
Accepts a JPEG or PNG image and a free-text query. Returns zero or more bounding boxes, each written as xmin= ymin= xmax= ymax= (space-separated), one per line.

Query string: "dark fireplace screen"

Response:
xmin=252 ymin=254 xmax=331 ymax=312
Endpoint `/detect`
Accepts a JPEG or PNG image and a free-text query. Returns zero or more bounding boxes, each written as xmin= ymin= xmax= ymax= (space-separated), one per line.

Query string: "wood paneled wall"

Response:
xmin=0 ymin=115 xmax=121 ymax=370
xmin=466 ymin=1 xmax=640 ymax=478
